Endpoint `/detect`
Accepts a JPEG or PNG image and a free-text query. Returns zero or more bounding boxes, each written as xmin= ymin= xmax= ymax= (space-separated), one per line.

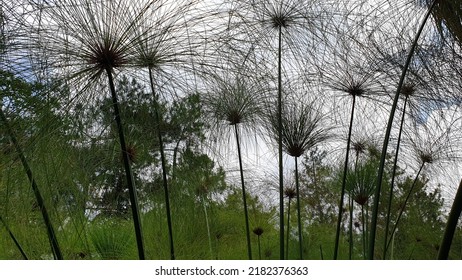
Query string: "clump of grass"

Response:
xmin=90 ymin=220 xmax=135 ymax=260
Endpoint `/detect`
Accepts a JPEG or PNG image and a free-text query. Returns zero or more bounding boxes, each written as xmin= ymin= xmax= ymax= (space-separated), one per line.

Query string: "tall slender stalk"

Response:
xmin=240 ymin=0 xmax=323 ymax=259
xmin=350 ymin=148 xmax=362 ymax=260
xmin=348 ymin=195 xmax=354 ymax=259
xmin=148 ymin=67 xmax=175 ymax=260
xmin=204 ymin=70 xmax=263 ymax=260
xmin=257 ymin=234 xmax=262 ymax=260
xmin=438 ymin=178 xmax=462 ymax=259
xmin=285 ymin=194 xmax=292 ymax=259
xmin=0 ymin=107 xmax=62 ymax=260
xmin=272 ymin=99 xmax=329 ymax=260
xmin=201 ymin=196 xmax=213 ymax=259
xmin=368 ymin=0 xmax=438 ymax=259
xmin=334 ymin=94 xmax=356 ymax=259
xmin=105 ymin=67 xmax=145 ymax=260
xmin=361 ymin=204 xmax=367 ymax=259
xmin=383 ymin=95 xmax=409 ymax=259
xmin=294 ymin=157 xmax=303 ymax=259
xmin=277 ymin=24 xmax=284 ymax=260
xmin=283 ymin=188 xmax=296 ymax=259
xmin=234 ymin=124 xmax=252 ymax=260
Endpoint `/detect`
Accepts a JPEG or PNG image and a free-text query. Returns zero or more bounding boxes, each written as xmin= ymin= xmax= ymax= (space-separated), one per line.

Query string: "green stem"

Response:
xmin=202 ymin=196 xmax=213 ymax=259
xmin=390 ymin=229 xmax=396 ymax=260
xmin=369 ymin=0 xmax=438 ymax=259
xmin=234 ymin=124 xmax=252 ymax=260
xmin=257 ymin=235 xmax=262 ymax=260
xmin=361 ymin=204 xmax=366 ymax=260
xmin=438 ymin=178 xmax=462 ymax=259
xmin=148 ymin=67 xmax=175 ymax=260
xmin=106 ymin=67 xmax=145 ymax=260
xmin=295 ymin=156 xmax=303 ymax=259
xmin=286 ymin=198 xmax=291 ymax=260
xmin=0 ymin=107 xmax=62 ymax=260
xmin=349 ymin=195 xmax=354 ymax=260
xmin=277 ymin=24 xmax=285 ymax=260
xmin=334 ymin=94 xmax=356 ymax=259
xmin=366 ymin=204 xmax=369 ymax=254
xmin=383 ymin=95 xmax=409 ymax=259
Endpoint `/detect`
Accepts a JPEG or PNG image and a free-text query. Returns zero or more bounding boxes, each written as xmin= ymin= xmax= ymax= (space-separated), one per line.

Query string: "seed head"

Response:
xmin=227 ymin=109 xmax=242 ymax=125
xmin=125 ymin=145 xmax=137 ymax=163
xmin=284 ymin=187 xmax=296 ymax=199
xmin=87 ymin=37 xmax=127 ymax=72
xmin=419 ymin=151 xmax=433 ymax=164
xmin=354 ymin=193 xmax=369 ymax=206
xmin=347 ymin=82 xmax=366 ymax=97
xmin=253 ymin=227 xmax=264 ymax=236
xmin=400 ymin=83 xmax=416 ymax=97
xmin=352 ymin=141 xmax=367 ymax=155
xmin=287 ymin=145 xmax=305 ymax=158
xmin=271 ymin=14 xmax=289 ymax=29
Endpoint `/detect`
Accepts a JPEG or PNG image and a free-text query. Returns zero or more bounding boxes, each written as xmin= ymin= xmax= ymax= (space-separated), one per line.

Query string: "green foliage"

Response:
xmin=90 ymin=219 xmax=136 ymax=260
xmin=387 ymin=176 xmax=445 ymax=259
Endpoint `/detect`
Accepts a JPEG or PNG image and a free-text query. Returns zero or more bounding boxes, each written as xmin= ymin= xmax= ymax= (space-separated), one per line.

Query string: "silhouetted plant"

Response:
xmin=229 ymin=0 xmax=331 ymax=258
xmin=370 ymin=25 xmax=450 ymax=257
xmin=320 ymin=34 xmax=385 ymax=259
xmin=4 ymin=0 xmax=462 ymax=261
xmin=385 ymin=113 xmax=462 ymax=254
xmin=130 ymin=0 xmax=202 ymax=260
xmin=369 ymin=0 xmax=439 ymax=259
xmin=203 ymin=71 xmax=266 ymax=259
xmin=345 ymin=159 xmax=378 ymax=259
xmin=36 ymin=0 xmax=156 ymax=259
xmin=426 ymin=0 xmax=462 ymax=43
xmin=266 ymin=95 xmax=331 ymax=259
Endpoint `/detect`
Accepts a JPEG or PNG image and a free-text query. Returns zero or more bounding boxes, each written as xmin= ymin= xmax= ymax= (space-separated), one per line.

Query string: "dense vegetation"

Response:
xmin=1 ymin=0 xmax=462 ymax=260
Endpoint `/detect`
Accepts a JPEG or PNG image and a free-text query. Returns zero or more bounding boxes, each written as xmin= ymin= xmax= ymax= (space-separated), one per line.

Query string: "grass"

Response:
xmin=90 ymin=220 xmax=135 ymax=260
xmin=0 ymin=102 xmax=62 ymax=259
